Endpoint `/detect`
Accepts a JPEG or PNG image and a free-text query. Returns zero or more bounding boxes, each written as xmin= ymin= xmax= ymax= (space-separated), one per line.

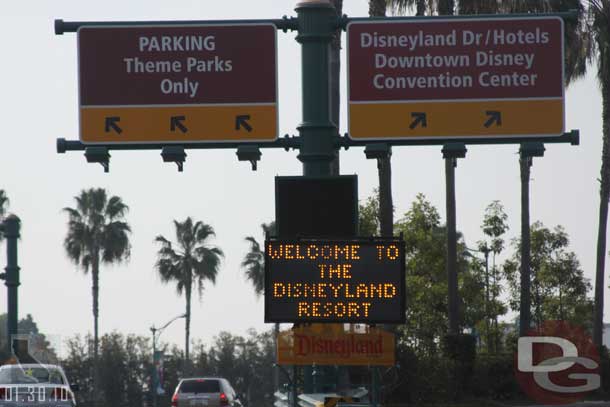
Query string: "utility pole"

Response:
xmin=0 ymin=214 xmax=21 ymax=355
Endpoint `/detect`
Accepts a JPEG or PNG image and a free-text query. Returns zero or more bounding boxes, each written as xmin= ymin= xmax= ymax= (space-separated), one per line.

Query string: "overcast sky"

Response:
xmin=0 ymin=0 xmax=603 ymax=356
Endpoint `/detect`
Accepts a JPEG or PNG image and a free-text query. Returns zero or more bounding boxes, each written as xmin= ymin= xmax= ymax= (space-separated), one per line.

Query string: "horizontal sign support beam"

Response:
xmin=55 ymin=11 xmax=578 ymax=36
xmin=55 ymin=18 xmax=298 ymax=34
xmin=56 ymin=137 xmax=299 ymax=153
xmin=341 ymin=10 xmax=579 ymax=27
xmin=56 ymin=129 xmax=579 ymax=153
xmin=340 ymin=130 xmax=579 ymax=147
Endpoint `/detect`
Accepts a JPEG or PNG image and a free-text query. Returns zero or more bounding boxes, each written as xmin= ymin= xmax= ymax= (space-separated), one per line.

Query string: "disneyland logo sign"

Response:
xmin=294 ymin=334 xmax=384 ymax=359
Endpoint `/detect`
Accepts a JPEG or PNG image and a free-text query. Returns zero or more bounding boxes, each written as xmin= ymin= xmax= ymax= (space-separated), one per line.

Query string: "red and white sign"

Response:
xmin=515 ymin=320 xmax=600 ymax=405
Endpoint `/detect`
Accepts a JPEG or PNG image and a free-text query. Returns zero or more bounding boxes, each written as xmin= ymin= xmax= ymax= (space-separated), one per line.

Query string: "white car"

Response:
xmin=0 ymin=364 xmax=77 ymax=406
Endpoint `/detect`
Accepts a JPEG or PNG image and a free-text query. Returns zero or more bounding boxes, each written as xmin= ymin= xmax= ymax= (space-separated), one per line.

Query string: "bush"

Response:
xmin=385 ymin=345 xmax=525 ymax=404
xmin=471 ymin=353 xmax=520 ymax=400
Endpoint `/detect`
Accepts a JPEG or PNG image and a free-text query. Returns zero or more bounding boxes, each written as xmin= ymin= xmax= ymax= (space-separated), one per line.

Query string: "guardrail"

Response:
xmin=274 ymin=391 xmax=290 ymax=407
xmin=275 ymin=389 xmax=371 ymax=407
xmin=298 ymin=394 xmax=325 ymax=407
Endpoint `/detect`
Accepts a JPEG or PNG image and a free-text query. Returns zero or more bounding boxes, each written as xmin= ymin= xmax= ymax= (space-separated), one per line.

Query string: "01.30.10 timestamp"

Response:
xmin=0 ymin=386 xmax=72 ymax=404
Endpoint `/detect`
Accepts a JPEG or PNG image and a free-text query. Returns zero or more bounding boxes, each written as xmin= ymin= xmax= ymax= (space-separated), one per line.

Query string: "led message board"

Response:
xmin=265 ymin=238 xmax=405 ymax=323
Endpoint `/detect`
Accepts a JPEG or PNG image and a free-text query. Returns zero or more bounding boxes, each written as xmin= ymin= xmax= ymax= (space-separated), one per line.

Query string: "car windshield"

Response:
xmin=0 ymin=366 xmax=65 ymax=385
xmin=179 ymin=379 xmax=220 ymax=393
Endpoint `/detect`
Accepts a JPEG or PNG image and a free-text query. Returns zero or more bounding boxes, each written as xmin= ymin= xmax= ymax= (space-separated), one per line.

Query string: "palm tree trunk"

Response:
xmin=92 ymin=257 xmax=100 ymax=407
xmin=519 ymin=156 xmax=532 ymax=337
xmin=438 ymin=0 xmax=454 ymax=15
xmin=594 ymin=78 xmax=610 ymax=347
xmin=369 ymin=0 xmax=386 ymax=16
xmin=185 ymin=283 xmax=192 ymax=374
xmin=416 ymin=0 xmax=426 ymax=16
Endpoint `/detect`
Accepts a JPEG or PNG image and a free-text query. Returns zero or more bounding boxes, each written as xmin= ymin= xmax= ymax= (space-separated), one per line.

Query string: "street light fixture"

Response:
xmin=464 ymin=245 xmax=492 ymax=351
xmin=150 ymin=313 xmax=187 ymax=407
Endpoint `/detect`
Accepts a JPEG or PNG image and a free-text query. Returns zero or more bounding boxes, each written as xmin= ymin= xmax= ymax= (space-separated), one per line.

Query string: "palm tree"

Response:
xmin=63 ymin=188 xmax=131 ymax=404
xmin=242 ymin=222 xmax=275 ymax=297
xmin=241 ymin=222 xmax=277 ymax=388
xmin=155 ymin=217 xmax=223 ymax=371
xmin=590 ymin=0 xmax=610 ymax=347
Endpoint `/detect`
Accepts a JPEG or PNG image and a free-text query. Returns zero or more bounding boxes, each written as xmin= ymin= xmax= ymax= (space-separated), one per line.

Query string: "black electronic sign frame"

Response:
xmin=275 ymin=175 xmax=358 ymax=238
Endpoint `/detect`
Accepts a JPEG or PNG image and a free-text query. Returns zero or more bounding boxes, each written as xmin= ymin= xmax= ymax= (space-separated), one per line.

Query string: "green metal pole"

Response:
xmin=295 ymin=0 xmax=337 ymax=394
xmin=371 ymin=367 xmax=379 ymax=407
xmin=295 ymin=0 xmax=337 ymax=177
xmin=518 ymin=142 xmax=544 ymax=335
xmin=442 ymin=144 xmax=466 ymax=336
xmin=446 ymin=157 xmax=459 ymax=336
xmin=1 ymin=215 xmax=21 ymax=355
xmin=442 ymin=144 xmax=465 ymax=402
xmin=519 ymin=155 xmax=532 ymax=335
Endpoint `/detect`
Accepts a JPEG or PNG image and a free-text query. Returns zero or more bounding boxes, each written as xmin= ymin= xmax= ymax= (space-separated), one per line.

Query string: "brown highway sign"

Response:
xmin=78 ymin=24 xmax=278 ymax=144
xmin=347 ymin=17 xmax=565 ymax=140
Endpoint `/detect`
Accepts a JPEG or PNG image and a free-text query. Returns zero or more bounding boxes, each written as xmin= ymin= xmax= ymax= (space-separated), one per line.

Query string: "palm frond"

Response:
xmin=261 ymin=222 xmax=276 ymax=238
xmin=589 ymin=0 xmax=610 ymax=87
xmin=0 ymin=190 xmax=9 ymax=219
xmin=241 ymin=234 xmax=266 ymax=297
xmin=195 ymin=222 xmax=216 ymax=243
xmin=105 ymin=196 xmax=129 ymax=221
xmin=101 ymin=221 xmax=132 ymax=263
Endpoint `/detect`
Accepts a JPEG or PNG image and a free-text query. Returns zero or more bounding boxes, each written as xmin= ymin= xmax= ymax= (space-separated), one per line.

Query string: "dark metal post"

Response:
xmin=0 ymin=215 xmax=21 ymax=355
xmin=151 ymin=327 xmax=158 ymax=407
xmin=442 ymin=144 xmax=466 ymax=335
xmin=518 ymin=142 xmax=544 ymax=336
xmin=292 ymin=365 xmax=298 ymax=407
xmin=295 ymin=0 xmax=337 ymax=176
xmin=364 ymin=144 xmax=394 ymax=236
xmin=364 ymin=143 xmax=393 ymax=406
xmin=379 ymin=151 xmax=393 ymax=237
xmin=483 ymin=247 xmax=490 ymax=351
